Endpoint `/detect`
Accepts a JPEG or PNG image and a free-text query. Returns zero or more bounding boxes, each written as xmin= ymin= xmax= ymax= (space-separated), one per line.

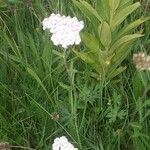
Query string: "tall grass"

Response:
xmin=0 ymin=0 xmax=150 ymax=149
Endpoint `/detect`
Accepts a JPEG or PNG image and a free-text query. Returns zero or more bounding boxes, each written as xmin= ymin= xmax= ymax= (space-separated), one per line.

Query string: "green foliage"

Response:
xmin=110 ymin=2 xmax=141 ymax=30
xmin=0 ymin=0 xmax=150 ymax=149
xmin=106 ymin=93 xmax=127 ymax=123
xmin=99 ymin=21 xmax=112 ymax=48
xmin=73 ymin=0 xmax=149 ymax=80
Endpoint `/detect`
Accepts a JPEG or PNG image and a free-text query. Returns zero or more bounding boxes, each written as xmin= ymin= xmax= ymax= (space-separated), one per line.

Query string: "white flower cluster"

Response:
xmin=42 ymin=13 xmax=84 ymax=49
xmin=52 ymin=136 xmax=78 ymax=150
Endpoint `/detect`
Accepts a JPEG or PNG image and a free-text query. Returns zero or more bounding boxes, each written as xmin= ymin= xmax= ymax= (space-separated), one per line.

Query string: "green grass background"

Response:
xmin=0 ymin=0 xmax=150 ymax=149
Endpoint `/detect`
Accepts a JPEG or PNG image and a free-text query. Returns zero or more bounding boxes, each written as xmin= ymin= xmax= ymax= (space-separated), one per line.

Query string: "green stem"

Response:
xmin=63 ymin=50 xmax=82 ymax=149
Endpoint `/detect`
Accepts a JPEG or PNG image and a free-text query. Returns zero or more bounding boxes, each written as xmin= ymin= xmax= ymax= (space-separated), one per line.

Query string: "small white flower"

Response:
xmin=52 ymin=136 xmax=78 ymax=150
xmin=42 ymin=13 xmax=84 ymax=49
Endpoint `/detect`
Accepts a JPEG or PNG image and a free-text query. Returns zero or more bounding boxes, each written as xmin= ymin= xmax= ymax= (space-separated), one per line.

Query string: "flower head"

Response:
xmin=51 ymin=112 xmax=60 ymax=121
xmin=42 ymin=13 xmax=84 ymax=49
xmin=52 ymin=136 xmax=78 ymax=150
xmin=0 ymin=142 xmax=9 ymax=150
xmin=133 ymin=52 xmax=150 ymax=71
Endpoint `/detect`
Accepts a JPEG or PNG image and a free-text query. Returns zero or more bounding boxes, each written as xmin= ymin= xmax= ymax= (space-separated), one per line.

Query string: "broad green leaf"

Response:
xmin=81 ymin=32 xmax=99 ymax=51
xmin=96 ymin=0 xmax=110 ymax=21
xmin=73 ymin=0 xmax=102 ymax=31
xmin=111 ymin=2 xmax=141 ymax=30
xmin=111 ymin=41 xmax=132 ymax=63
xmin=119 ymin=0 xmax=132 ymax=7
xmin=113 ymin=17 xmax=150 ymax=41
xmin=109 ymin=0 xmax=120 ymax=11
xmin=120 ymin=17 xmax=150 ymax=35
xmin=78 ymin=0 xmax=103 ymax=22
xmin=73 ymin=50 xmax=102 ymax=73
xmin=73 ymin=50 xmax=94 ymax=64
xmin=110 ymin=34 xmax=143 ymax=53
xmin=99 ymin=22 xmax=112 ymax=48
xmin=109 ymin=40 xmax=135 ymax=73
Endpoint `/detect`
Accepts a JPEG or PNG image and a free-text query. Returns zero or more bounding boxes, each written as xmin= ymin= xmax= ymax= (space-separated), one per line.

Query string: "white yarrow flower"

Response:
xmin=42 ymin=13 xmax=84 ymax=49
xmin=52 ymin=136 xmax=78 ymax=150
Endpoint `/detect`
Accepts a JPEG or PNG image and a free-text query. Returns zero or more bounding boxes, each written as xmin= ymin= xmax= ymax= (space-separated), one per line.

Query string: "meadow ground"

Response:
xmin=0 ymin=0 xmax=150 ymax=150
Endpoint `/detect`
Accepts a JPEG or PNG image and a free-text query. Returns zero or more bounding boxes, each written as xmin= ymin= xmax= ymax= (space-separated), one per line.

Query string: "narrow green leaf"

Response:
xmin=133 ymin=72 xmax=145 ymax=99
xmin=0 ymin=0 xmax=7 ymax=7
xmin=107 ymin=66 xmax=126 ymax=79
xmin=27 ymin=33 xmax=39 ymax=60
xmin=143 ymin=99 xmax=150 ymax=107
xmin=52 ymin=50 xmax=64 ymax=58
xmin=59 ymin=82 xmax=71 ymax=90
xmin=27 ymin=67 xmax=49 ymax=97
xmin=143 ymin=110 xmax=150 ymax=120
xmin=81 ymin=32 xmax=99 ymax=51
xmin=0 ymin=51 xmax=22 ymax=63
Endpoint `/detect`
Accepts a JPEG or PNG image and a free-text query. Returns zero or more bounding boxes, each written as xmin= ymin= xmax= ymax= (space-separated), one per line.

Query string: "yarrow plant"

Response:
xmin=42 ymin=13 xmax=84 ymax=49
xmin=52 ymin=136 xmax=78 ymax=150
